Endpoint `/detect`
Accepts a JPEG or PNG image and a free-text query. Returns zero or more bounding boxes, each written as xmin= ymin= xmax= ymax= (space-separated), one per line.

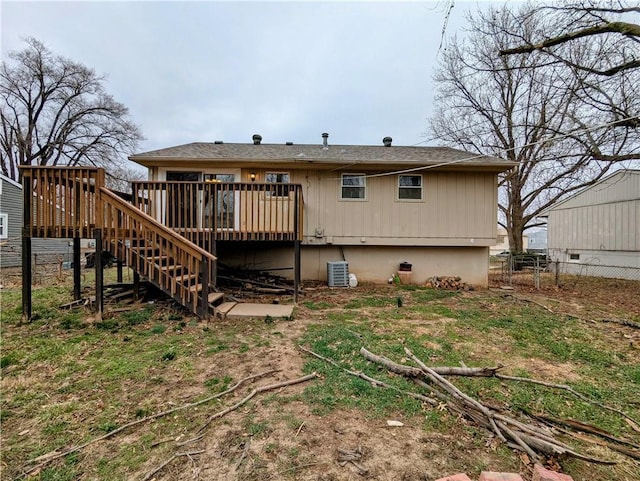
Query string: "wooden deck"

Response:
xmin=131 ymin=181 xmax=304 ymax=243
xmin=19 ymin=166 xmax=303 ymax=318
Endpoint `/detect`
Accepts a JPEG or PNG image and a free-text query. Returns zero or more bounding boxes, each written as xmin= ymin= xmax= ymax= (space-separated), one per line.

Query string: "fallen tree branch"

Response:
xmin=22 ymin=370 xmax=279 ymax=477
xmin=514 ymin=296 xmax=555 ymax=313
xmin=404 ymin=346 xmax=507 ymax=443
xmin=558 ymin=429 xmax=640 ymax=461
xmin=361 ymin=346 xmax=615 ymax=464
xmin=531 ymin=414 xmax=640 ymax=450
xmin=141 ymin=449 xmax=205 ymax=481
xmin=600 ymin=318 xmax=640 ymax=330
xmin=299 ymin=346 xmax=437 ymax=406
xmin=235 ymin=439 xmax=251 ymax=471
xmin=197 ymin=373 xmax=318 ymax=433
xmin=358 ymin=348 xmax=502 ymax=377
xmin=507 ymin=294 xmax=640 ymax=331
xmin=495 ymin=374 xmax=639 ymax=426
xmin=360 ymin=347 xmax=637 ymax=427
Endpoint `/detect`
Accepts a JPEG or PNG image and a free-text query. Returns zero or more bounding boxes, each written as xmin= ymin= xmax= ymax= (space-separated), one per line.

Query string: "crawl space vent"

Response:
xmin=327 ymin=261 xmax=349 ymax=287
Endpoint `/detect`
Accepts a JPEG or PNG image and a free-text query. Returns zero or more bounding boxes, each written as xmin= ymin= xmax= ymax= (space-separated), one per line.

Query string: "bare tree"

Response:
xmin=1 ymin=37 xmax=143 ymax=181
xmin=430 ymin=4 xmax=640 ymax=252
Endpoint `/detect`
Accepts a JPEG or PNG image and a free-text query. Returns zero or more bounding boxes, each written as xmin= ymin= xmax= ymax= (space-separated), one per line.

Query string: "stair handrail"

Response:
xmin=100 ymin=186 xmax=216 ymax=316
xmin=100 ymin=186 xmax=216 ymax=262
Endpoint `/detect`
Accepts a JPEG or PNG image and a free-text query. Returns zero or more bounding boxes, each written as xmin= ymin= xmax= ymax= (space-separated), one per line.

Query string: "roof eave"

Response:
xmin=129 ymin=155 xmax=516 ymax=173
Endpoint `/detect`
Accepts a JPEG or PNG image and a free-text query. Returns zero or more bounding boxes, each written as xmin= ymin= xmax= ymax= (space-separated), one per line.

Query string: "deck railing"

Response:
xmin=131 ymin=181 xmax=304 ymax=244
xmin=20 ymin=166 xmax=103 ymax=239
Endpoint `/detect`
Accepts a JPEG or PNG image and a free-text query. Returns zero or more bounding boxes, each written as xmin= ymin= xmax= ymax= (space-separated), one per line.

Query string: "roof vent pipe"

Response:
xmin=322 ymin=132 xmax=329 ymax=148
xmin=383 ymin=136 xmax=392 ymax=147
xmin=214 ymin=140 xmax=223 ymax=144
xmin=252 ymin=134 xmax=262 ymax=145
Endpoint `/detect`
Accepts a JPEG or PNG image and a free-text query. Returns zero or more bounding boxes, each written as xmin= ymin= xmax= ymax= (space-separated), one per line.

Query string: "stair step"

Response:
xmin=208 ymin=292 xmax=224 ymax=305
xmin=175 ymin=273 xmax=198 ymax=283
xmin=188 ymin=283 xmax=203 ymax=293
xmin=215 ymin=302 xmax=237 ymax=320
xmin=159 ymin=264 xmax=181 ymax=271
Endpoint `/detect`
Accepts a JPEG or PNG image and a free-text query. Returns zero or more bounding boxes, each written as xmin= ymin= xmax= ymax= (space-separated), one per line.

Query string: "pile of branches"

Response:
xmin=302 ymin=346 xmax=640 ymax=464
xmin=217 ymin=263 xmax=296 ymax=295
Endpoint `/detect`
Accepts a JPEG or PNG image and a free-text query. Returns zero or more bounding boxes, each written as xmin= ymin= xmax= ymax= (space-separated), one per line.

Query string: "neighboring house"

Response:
xmin=525 ymin=229 xmax=547 ymax=254
xmin=0 ymin=173 xmax=73 ymax=268
xmin=130 ymin=134 xmax=516 ymax=286
xmin=542 ymin=170 xmax=640 ymax=280
xmin=0 ymin=174 xmax=22 ymax=267
xmin=489 ymin=227 xmax=529 ymax=256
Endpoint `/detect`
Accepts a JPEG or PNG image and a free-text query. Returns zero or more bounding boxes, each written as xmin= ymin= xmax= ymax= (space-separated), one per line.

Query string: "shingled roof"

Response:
xmin=130 ymin=141 xmax=516 ymax=171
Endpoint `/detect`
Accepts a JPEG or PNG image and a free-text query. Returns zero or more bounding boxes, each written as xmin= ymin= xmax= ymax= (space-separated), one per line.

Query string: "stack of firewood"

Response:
xmin=425 ymin=276 xmax=472 ymax=290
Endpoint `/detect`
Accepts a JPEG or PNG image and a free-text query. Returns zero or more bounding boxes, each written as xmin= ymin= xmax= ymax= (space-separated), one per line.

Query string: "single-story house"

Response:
xmin=542 ymin=169 xmax=639 ymax=280
xmin=129 ymin=134 xmax=516 ymax=287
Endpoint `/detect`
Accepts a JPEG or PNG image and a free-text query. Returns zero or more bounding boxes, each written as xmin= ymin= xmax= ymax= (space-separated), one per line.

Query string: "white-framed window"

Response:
xmin=568 ymin=253 xmax=580 ymax=262
xmin=341 ymin=173 xmax=366 ymax=200
xmin=266 ymin=172 xmax=290 ymax=183
xmin=0 ymin=213 xmax=8 ymax=239
xmin=398 ymin=174 xmax=423 ymax=200
xmin=266 ymin=172 xmax=291 ymax=196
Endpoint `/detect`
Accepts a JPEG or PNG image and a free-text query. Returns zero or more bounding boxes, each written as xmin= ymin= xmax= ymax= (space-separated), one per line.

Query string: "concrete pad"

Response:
xmin=215 ymin=302 xmax=236 ymax=320
xmin=226 ymin=303 xmax=294 ymax=320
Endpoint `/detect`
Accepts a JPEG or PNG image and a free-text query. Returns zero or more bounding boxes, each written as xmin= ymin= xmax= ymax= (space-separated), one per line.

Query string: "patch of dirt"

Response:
xmin=4 ymin=275 xmax=640 ymax=481
xmin=489 ymin=272 xmax=640 ymax=319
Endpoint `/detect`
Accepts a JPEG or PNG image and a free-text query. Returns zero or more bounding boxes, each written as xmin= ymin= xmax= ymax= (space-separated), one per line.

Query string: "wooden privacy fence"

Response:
xmin=131 ymin=181 xmax=304 ymax=244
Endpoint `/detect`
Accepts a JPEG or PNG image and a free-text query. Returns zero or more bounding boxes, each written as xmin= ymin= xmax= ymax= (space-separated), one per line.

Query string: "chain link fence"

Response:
xmin=491 ymin=255 xmax=640 ymax=289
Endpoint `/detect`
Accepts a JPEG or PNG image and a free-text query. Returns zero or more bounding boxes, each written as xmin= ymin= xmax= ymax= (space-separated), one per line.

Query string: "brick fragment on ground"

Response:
xmin=479 ymin=471 xmax=524 ymax=481
xmin=532 ymin=463 xmax=574 ymax=481
xmin=434 ymin=474 xmax=473 ymax=481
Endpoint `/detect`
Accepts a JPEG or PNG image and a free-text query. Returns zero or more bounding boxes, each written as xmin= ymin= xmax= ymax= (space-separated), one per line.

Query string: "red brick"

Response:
xmin=532 ymin=464 xmax=573 ymax=481
xmin=479 ymin=472 xmax=524 ymax=481
xmin=434 ymin=475 xmax=473 ymax=481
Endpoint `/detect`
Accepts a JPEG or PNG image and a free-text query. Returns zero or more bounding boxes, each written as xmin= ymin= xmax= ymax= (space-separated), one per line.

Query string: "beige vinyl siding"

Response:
xmin=149 ymin=166 xmax=499 ymax=246
xmin=296 ymin=170 xmax=497 ymax=246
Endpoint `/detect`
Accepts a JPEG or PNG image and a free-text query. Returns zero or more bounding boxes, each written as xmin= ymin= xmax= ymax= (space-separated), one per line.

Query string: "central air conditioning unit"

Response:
xmin=327 ymin=261 xmax=349 ymax=287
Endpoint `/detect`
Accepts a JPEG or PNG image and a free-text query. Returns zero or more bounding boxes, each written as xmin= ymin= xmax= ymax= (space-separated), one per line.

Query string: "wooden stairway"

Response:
xmin=20 ymin=166 xmax=218 ymax=318
xmin=100 ymin=186 xmax=218 ymax=317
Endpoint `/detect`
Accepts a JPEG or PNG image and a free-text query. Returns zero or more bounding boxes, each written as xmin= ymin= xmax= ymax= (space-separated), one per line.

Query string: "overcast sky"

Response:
xmin=1 ymin=1 xmax=505 ymax=156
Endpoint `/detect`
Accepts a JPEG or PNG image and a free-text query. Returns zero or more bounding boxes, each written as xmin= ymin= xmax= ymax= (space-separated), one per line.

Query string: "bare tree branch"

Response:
xmin=500 ymin=21 xmax=640 ymax=56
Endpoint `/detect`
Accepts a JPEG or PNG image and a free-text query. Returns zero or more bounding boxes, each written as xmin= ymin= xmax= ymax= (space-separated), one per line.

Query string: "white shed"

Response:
xmin=543 ymin=170 xmax=640 ymax=280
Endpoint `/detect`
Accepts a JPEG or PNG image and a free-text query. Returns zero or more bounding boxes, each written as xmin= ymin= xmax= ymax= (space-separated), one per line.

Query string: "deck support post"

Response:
xmin=133 ymin=271 xmax=140 ymax=300
xmin=21 ymin=227 xmax=32 ymax=321
xmin=294 ymin=240 xmax=301 ymax=304
xmin=293 ymin=186 xmax=301 ymax=304
xmin=116 ymin=259 xmax=123 ymax=283
xmin=94 ymin=228 xmax=104 ymax=320
xmin=200 ymin=255 xmax=210 ymax=317
xmin=73 ymin=237 xmax=81 ymax=300
xmin=211 ymin=240 xmax=217 ymax=287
